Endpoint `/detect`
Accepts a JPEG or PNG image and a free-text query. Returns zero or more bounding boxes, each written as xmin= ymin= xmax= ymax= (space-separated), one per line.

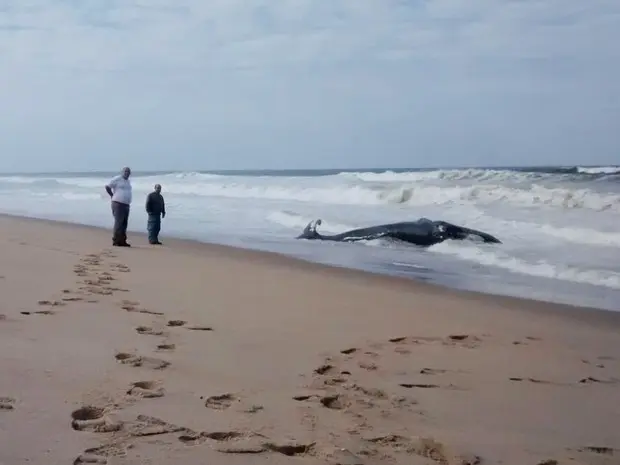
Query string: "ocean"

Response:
xmin=1 ymin=165 xmax=619 ymax=311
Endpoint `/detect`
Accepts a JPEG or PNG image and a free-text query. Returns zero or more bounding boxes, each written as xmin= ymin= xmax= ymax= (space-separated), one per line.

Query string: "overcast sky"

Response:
xmin=1 ymin=0 xmax=618 ymax=173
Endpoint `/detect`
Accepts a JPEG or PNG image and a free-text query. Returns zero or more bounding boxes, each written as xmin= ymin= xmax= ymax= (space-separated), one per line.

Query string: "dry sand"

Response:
xmin=1 ymin=214 xmax=619 ymax=465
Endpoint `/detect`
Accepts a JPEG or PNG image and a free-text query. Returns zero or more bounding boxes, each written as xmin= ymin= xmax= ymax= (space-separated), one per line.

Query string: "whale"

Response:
xmin=297 ymin=218 xmax=501 ymax=247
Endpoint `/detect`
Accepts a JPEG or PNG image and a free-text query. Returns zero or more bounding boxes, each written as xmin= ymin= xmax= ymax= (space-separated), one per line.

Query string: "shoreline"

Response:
xmin=1 ymin=165 xmax=619 ymax=314
xmin=1 ymin=212 xmax=618 ymax=322
xmin=2 ymin=212 xmax=620 ymax=464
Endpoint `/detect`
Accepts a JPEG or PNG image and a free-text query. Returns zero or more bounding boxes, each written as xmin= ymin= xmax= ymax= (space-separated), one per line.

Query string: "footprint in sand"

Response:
xmin=581 ymin=359 xmax=606 ymax=369
xmin=399 ymin=383 xmax=441 ymax=389
xmin=178 ymin=430 xmax=247 ymax=444
xmin=115 ymin=353 xmax=170 ymax=370
xmin=359 ymin=361 xmax=379 ymax=371
xmin=444 ymin=334 xmax=483 ymax=348
xmin=578 ymin=376 xmax=617 ymax=385
xmin=126 ymin=414 xmax=186 ymax=437
xmin=186 ymin=326 xmax=213 ymax=331
xmin=314 ymin=364 xmax=335 ymax=375
xmin=135 ymin=326 xmax=167 ymax=336
xmin=210 ymin=439 xmax=315 ymax=457
xmin=319 ymin=394 xmax=348 ymax=410
xmin=127 ymin=381 xmax=165 ymax=398
xmin=395 ymin=346 xmax=412 ymax=354
xmin=156 ymin=343 xmax=176 ymax=351
xmin=509 ymin=377 xmax=556 ymax=385
xmin=365 ymin=435 xmax=481 ymax=465
xmin=73 ymin=265 xmax=89 ymax=277
xmin=293 ymin=394 xmax=318 ymax=403
xmin=0 ymin=314 xmax=6 ymax=321
xmin=125 ymin=306 xmax=164 ymax=316
xmin=578 ymin=446 xmax=617 ymax=455
xmin=120 ymin=300 xmax=164 ymax=315
xmin=1 ymin=397 xmax=15 ymax=410
xmin=34 ymin=310 xmax=56 ymax=315
xmin=73 ymin=442 xmax=128 ymax=464
xmin=37 ymin=300 xmax=66 ymax=307
xmin=420 ymin=368 xmax=448 ymax=375
xmin=167 ymin=320 xmax=187 ymax=327
xmin=136 ymin=309 xmax=163 ymax=315
xmin=263 ymin=442 xmax=316 ymax=457
xmin=244 ymin=404 xmax=264 ymax=413
xmin=204 ymin=393 xmax=239 ymax=410
xmin=71 ymin=406 xmax=122 ymax=433
xmin=80 ymin=285 xmax=113 ymax=296
xmin=97 ymin=273 xmax=116 ymax=283
xmin=74 ymin=452 xmax=108 ymax=464
xmin=20 ymin=310 xmax=56 ymax=316
xmin=111 ymin=264 xmax=131 ymax=273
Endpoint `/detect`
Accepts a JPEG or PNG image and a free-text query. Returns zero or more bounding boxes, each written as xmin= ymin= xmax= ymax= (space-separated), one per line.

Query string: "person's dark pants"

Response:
xmin=147 ymin=213 xmax=161 ymax=244
xmin=111 ymin=201 xmax=130 ymax=245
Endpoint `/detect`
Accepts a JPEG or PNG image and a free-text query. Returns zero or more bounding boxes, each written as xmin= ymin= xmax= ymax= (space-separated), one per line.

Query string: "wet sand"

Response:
xmin=1 ymin=214 xmax=619 ymax=465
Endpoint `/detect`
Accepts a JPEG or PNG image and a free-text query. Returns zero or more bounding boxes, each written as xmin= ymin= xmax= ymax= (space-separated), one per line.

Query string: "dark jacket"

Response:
xmin=146 ymin=192 xmax=166 ymax=216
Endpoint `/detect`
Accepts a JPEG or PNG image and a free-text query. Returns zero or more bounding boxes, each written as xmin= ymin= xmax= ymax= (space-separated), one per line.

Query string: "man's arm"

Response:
xmin=161 ymin=196 xmax=166 ymax=217
xmin=105 ymin=177 xmax=118 ymax=198
xmin=145 ymin=193 xmax=153 ymax=214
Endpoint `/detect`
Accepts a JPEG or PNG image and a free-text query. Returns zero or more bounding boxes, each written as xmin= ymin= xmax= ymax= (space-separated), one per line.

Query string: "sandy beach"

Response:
xmin=1 ymin=214 xmax=619 ymax=465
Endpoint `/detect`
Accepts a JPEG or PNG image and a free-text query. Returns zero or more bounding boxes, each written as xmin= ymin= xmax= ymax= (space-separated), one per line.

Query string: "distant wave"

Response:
xmin=338 ymin=166 xmax=620 ymax=183
xmin=1 ymin=166 xmax=619 ymax=213
xmin=122 ymin=181 xmax=620 ymax=213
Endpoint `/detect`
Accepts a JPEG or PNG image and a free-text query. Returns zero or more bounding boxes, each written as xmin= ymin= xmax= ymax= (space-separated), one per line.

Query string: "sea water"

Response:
xmin=1 ymin=166 xmax=619 ymax=311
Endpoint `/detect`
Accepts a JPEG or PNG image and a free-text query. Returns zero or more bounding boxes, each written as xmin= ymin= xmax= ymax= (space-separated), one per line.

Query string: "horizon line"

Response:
xmin=0 ymin=163 xmax=616 ymax=177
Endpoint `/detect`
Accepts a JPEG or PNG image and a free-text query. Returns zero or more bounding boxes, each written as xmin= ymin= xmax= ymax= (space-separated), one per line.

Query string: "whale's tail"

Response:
xmin=297 ymin=219 xmax=323 ymax=240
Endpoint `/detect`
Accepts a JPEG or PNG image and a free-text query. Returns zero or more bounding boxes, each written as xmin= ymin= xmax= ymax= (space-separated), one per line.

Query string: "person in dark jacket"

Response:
xmin=145 ymin=184 xmax=166 ymax=245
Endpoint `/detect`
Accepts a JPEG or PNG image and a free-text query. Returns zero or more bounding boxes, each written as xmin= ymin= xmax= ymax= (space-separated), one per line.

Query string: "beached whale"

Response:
xmin=297 ymin=218 xmax=501 ymax=247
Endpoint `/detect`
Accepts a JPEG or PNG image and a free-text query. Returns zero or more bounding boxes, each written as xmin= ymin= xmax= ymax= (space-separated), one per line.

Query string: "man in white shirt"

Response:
xmin=105 ymin=166 xmax=133 ymax=247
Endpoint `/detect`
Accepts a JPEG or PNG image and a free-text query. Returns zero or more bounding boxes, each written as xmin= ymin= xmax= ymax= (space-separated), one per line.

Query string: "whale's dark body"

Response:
xmin=297 ymin=218 xmax=501 ymax=247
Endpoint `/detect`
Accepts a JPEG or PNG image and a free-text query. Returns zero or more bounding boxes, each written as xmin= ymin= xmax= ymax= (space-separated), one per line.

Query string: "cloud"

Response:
xmin=0 ymin=0 xmax=619 ymax=171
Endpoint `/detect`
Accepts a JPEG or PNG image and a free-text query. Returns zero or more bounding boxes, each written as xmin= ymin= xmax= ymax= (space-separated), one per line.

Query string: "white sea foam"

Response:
xmin=25 ymin=170 xmax=618 ymax=213
xmin=577 ymin=166 xmax=620 ymax=175
xmin=431 ymin=241 xmax=620 ymax=290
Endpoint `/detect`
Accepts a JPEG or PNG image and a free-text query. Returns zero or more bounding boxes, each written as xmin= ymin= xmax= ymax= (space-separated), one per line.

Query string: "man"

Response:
xmin=145 ymin=183 xmax=166 ymax=245
xmin=105 ymin=166 xmax=133 ymax=247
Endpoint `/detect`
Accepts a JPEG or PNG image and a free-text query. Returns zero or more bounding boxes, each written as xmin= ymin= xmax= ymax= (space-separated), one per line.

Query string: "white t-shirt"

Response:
xmin=106 ymin=175 xmax=132 ymax=205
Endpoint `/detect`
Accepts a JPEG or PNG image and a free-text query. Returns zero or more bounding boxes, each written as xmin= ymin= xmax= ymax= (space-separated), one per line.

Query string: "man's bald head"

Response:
xmin=121 ymin=167 xmax=131 ymax=179
xmin=154 ymin=183 xmax=161 ymax=193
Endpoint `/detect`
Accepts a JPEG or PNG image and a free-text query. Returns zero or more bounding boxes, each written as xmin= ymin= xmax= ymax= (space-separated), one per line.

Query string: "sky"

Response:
xmin=0 ymin=0 xmax=619 ymax=173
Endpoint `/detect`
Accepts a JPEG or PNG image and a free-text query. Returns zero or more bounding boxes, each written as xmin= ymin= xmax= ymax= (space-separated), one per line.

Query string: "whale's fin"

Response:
xmin=435 ymin=221 xmax=501 ymax=244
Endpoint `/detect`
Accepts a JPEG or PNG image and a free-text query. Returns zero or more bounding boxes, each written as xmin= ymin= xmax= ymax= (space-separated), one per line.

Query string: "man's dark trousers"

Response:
xmin=147 ymin=213 xmax=161 ymax=244
xmin=111 ymin=201 xmax=130 ymax=245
